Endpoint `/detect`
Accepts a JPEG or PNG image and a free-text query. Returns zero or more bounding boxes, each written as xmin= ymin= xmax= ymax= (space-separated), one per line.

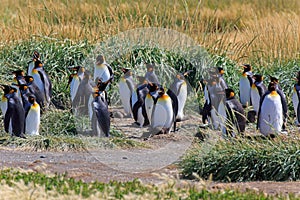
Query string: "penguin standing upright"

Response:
xmin=67 ymin=66 xmax=84 ymax=103
xmin=239 ymin=64 xmax=253 ymax=108
xmin=257 ymin=82 xmax=287 ymax=136
xmin=94 ymin=55 xmax=114 ymax=83
xmin=23 ymin=75 xmax=45 ymax=109
xmin=222 ymin=88 xmax=246 ymax=136
xmin=131 ymin=77 xmax=150 ymax=127
xmin=91 ymin=80 xmax=110 ymax=137
xmin=144 ymin=63 xmax=160 ymax=84
xmin=150 ymin=87 xmax=177 ymax=134
xmin=2 ymin=85 xmax=25 ymax=138
xmin=28 ymin=54 xmax=52 ymax=108
xmin=292 ymin=72 xmax=300 ymax=126
xmin=250 ymin=74 xmax=267 ymax=114
xmin=118 ymin=68 xmax=135 ymax=116
xmin=73 ymin=70 xmax=94 ymax=116
xmin=170 ymin=70 xmax=192 ymax=122
xmin=25 ymin=95 xmax=40 ymax=135
xmin=0 ymin=85 xmax=10 ymax=117
xmin=145 ymin=83 xmax=160 ymax=125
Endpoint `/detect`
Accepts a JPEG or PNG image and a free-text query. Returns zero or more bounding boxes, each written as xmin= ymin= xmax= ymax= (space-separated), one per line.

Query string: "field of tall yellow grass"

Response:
xmin=0 ymin=0 xmax=299 ymax=64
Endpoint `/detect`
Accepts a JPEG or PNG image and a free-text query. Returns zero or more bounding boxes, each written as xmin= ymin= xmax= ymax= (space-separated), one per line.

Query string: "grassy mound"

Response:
xmin=181 ymin=136 xmax=300 ymax=182
xmin=0 ymin=169 xmax=298 ymax=199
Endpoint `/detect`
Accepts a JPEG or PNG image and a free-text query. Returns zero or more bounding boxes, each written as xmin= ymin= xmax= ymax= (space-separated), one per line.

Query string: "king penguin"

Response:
xmin=144 ymin=63 xmax=160 ymax=84
xmin=150 ymin=87 xmax=177 ymax=135
xmin=67 ymin=66 xmax=84 ymax=103
xmin=220 ymin=88 xmax=246 ymax=137
xmin=131 ymin=77 xmax=150 ymax=127
xmin=292 ymin=71 xmax=300 ymax=126
xmin=239 ymin=64 xmax=253 ymax=108
xmin=94 ymin=55 xmax=114 ymax=83
xmin=91 ymin=81 xmax=110 ymax=137
xmin=24 ymin=75 xmax=45 ymax=110
xmin=2 ymin=85 xmax=26 ymax=138
xmin=118 ymin=68 xmax=135 ymax=117
xmin=28 ymin=54 xmax=52 ymax=108
xmin=250 ymin=74 xmax=267 ymax=114
xmin=170 ymin=70 xmax=192 ymax=122
xmin=145 ymin=83 xmax=160 ymax=125
xmin=257 ymin=82 xmax=287 ymax=136
xmin=25 ymin=95 xmax=40 ymax=135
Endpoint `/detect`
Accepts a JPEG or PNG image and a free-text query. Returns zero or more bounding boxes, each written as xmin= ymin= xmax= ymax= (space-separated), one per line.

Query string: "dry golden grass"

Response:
xmin=0 ymin=0 xmax=299 ymax=64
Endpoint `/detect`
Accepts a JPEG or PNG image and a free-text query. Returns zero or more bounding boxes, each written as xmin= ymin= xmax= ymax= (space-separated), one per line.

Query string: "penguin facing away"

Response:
xmin=25 ymin=95 xmax=40 ymax=135
xmin=118 ymin=68 xmax=135 ymax=117
xmin=224 ymin=88 xmax=246 ymax=136
xmin=250 ymin=74 xmax=267 ymax=114
xmin=257 ymin=82 xmax=287 ymax=136
xmin=3 ymin=85 xmax=26 ymax=138
xmin=239 ymin=64 xmax=253 ymax=107
xmin=131 ymin=77 xmax=150 ymax=127
xmin=91 ymin=81 xmax=110 ymax=137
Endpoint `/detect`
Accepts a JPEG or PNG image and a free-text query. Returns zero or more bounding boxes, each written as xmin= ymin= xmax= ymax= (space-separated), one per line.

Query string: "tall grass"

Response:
xmin=0 ymin=0 xmax=299 ymax=65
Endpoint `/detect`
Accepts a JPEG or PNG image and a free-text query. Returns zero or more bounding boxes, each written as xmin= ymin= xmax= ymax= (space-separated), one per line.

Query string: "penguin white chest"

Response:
xmin=239 ymin=77 xmax=251 ymax=106
xmin=259 ymin=94 xmax=283 ymax=135
xmin=145 ymin=94 xmax=154 ymax=124
xmin=70 ymin=76 xmax=80 ymax=102
xmin=94 ymin=64 xmax=110 ymax=82
xmin=0 ymin=96 xmax=8 ymax=116
xmin=292 ymin=90 xmax=299 ymax=124
xmin=118 ymin=79 xmax=132 ymax=115
xmin=177 ymin=82 xmax=187 ymax=120
xmin=26 ymin=104 xmax=40 ymax=135
xmin=251 ymin=86 xmax=260 ymax=112
xmin=152 ymin=95 xmax=173 ymax=129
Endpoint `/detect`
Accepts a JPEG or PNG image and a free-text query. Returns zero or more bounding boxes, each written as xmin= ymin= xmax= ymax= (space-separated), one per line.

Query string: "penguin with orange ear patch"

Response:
xmin=223 ymin=88 xmax=246 ymax=136
xmin=2 ymin=85 xmax=26 ymax=138
xmin=239 ymin=64 xmax=253 ymax=108
xmin=25 ymin=95 xmax=40 ymax=136
xmin=257 ymin=82 xmax=287 ymax=136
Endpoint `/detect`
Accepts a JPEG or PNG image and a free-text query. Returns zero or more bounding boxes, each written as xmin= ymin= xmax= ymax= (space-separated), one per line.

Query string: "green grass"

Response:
xmin=0 ymin=169 xmax=297 ymax=199
xmin=180 ymin=136 xmax=300 ymax=182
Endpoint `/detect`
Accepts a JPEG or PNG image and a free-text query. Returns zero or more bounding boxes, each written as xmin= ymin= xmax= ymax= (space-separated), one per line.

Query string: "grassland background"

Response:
xmin=1 ymin=0 xmax=300 ymax=199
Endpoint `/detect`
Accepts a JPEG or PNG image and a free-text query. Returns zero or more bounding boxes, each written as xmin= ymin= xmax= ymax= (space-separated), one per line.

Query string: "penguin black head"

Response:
xmin=146 ymin=63 xmax=155 ymax=72
xmin=24 ymin=76 xmax=34 ymax=83
xmin=147 ymin=82 xmax=159 ymax=93
xmin=68 ymin=65 xmax=81 ymax=72
xmin=12 ymin=70 xmax=25 ymax=77
xmin=242 ymin=64 xmax=252 ymax=72
xmin=268 ymin=82 xmax=277 ymax=91
xmin=34 ymin=59 xmax=43 ymax=69
xmin=0 ymin=85 xmax=16 ymax=95
xmin=96 ymin=78 xmax=109 ymax=91
xmin=19 ymin=84 xmax=28 ymax=91
xmin=137 ymin=76 xmax=147 ymax=84
xmin=253 ymin=74 xmax=263 ymax=82
xmin=121 ymin=68 xmax=132 ymax=76
xmin=269 ymin=76 xmax=279 ymax=83
xmin=33 ymin=51 xmax=40 ymax=60
xmin=225 ymin=88 xmax=235 ymax=99
xmin=28 ymin=95 xmax=36 ymax=104
xmin=96 ymin=55 xmax=105 ymax=65
xmin=217 ymin=67 xmax=225 ymax=75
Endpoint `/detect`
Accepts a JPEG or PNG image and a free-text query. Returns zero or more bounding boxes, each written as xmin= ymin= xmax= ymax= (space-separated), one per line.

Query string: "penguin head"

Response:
xmin=96 ymin=78 xmax=109 ymax=92
xmin=269 ymin=76 xmax=279 ymax=84
xmin=68 ymin=65 xmax=81 ymax=73
xmin=19 ymin=84 xmax=28 ymax=92
xmin=34 ymin=59 xmax=43 ymax=69
xmin=12 ymin=70 xmax=25 ymax=77
xmin=225 ymin=88 xmax=235 ymax=100
xmin=32 ymin=51 xmax=40 ymax=61
xmin=146 ymin=63 xmax=155 ymax=72
xmin=121 ymin=68 xmax=132 ymax=77
xmin=147 ymin=82 xmax=159 ymax=93
xmin=253 ymin=74 xmax=263 ymax=83
xmin=95 ymin=55 xmax=105 ymax=65
xmin=217 ymin=67 xmax=225 ymax=76
xmin=24 ymin=76 xmax=34 ymax=84
xmin=137 ymin=76 xmax=147 ymax=85
xmin=28 ymin=95 xmax=36 ymax=104
xmin=268 ymin=82 xmax=277 ymax=92
xmin=242 ymin=64 xmax=252 ymax=72
xmin=1 ymin=85 xmax=16 ymax=96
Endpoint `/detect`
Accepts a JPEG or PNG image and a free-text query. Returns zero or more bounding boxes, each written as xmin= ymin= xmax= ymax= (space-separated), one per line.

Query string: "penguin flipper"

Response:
xmin=167 ymin=89 xmax=179 ymax=118
xmin=278 ymin=89 xmax=288 ymax=120
xmin=257 ymin=92 xmax=269 ymax=130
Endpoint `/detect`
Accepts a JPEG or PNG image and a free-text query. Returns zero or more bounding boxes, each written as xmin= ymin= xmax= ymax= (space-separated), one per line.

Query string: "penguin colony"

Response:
xmin=202 ymin=64 xmax=291 ymax=137
xmin=1 ymin=52 xmax=299 ymax=139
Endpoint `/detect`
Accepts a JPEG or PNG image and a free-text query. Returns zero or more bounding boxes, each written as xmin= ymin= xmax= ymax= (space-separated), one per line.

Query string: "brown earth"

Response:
xmin=1 ymin=108 xmax=300 ymax=197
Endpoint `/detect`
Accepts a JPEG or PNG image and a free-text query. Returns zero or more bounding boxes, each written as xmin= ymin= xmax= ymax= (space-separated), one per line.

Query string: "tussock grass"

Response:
xmin=1 ymin=169 xmax=298 ymax=199
xmin=181 ymin=135 xmax=300 ymax=182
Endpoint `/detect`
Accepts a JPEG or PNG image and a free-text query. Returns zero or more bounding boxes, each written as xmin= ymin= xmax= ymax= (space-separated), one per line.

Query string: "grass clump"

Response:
xmin=180 ymin=136 xmax=300 ymax=182
xmin=0 ymin=169 xmax=297 ymax=199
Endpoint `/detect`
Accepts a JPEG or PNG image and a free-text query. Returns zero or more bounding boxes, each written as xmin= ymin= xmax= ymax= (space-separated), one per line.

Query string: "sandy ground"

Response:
xmin=1 ymin=108 xmax=300 ymax=196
